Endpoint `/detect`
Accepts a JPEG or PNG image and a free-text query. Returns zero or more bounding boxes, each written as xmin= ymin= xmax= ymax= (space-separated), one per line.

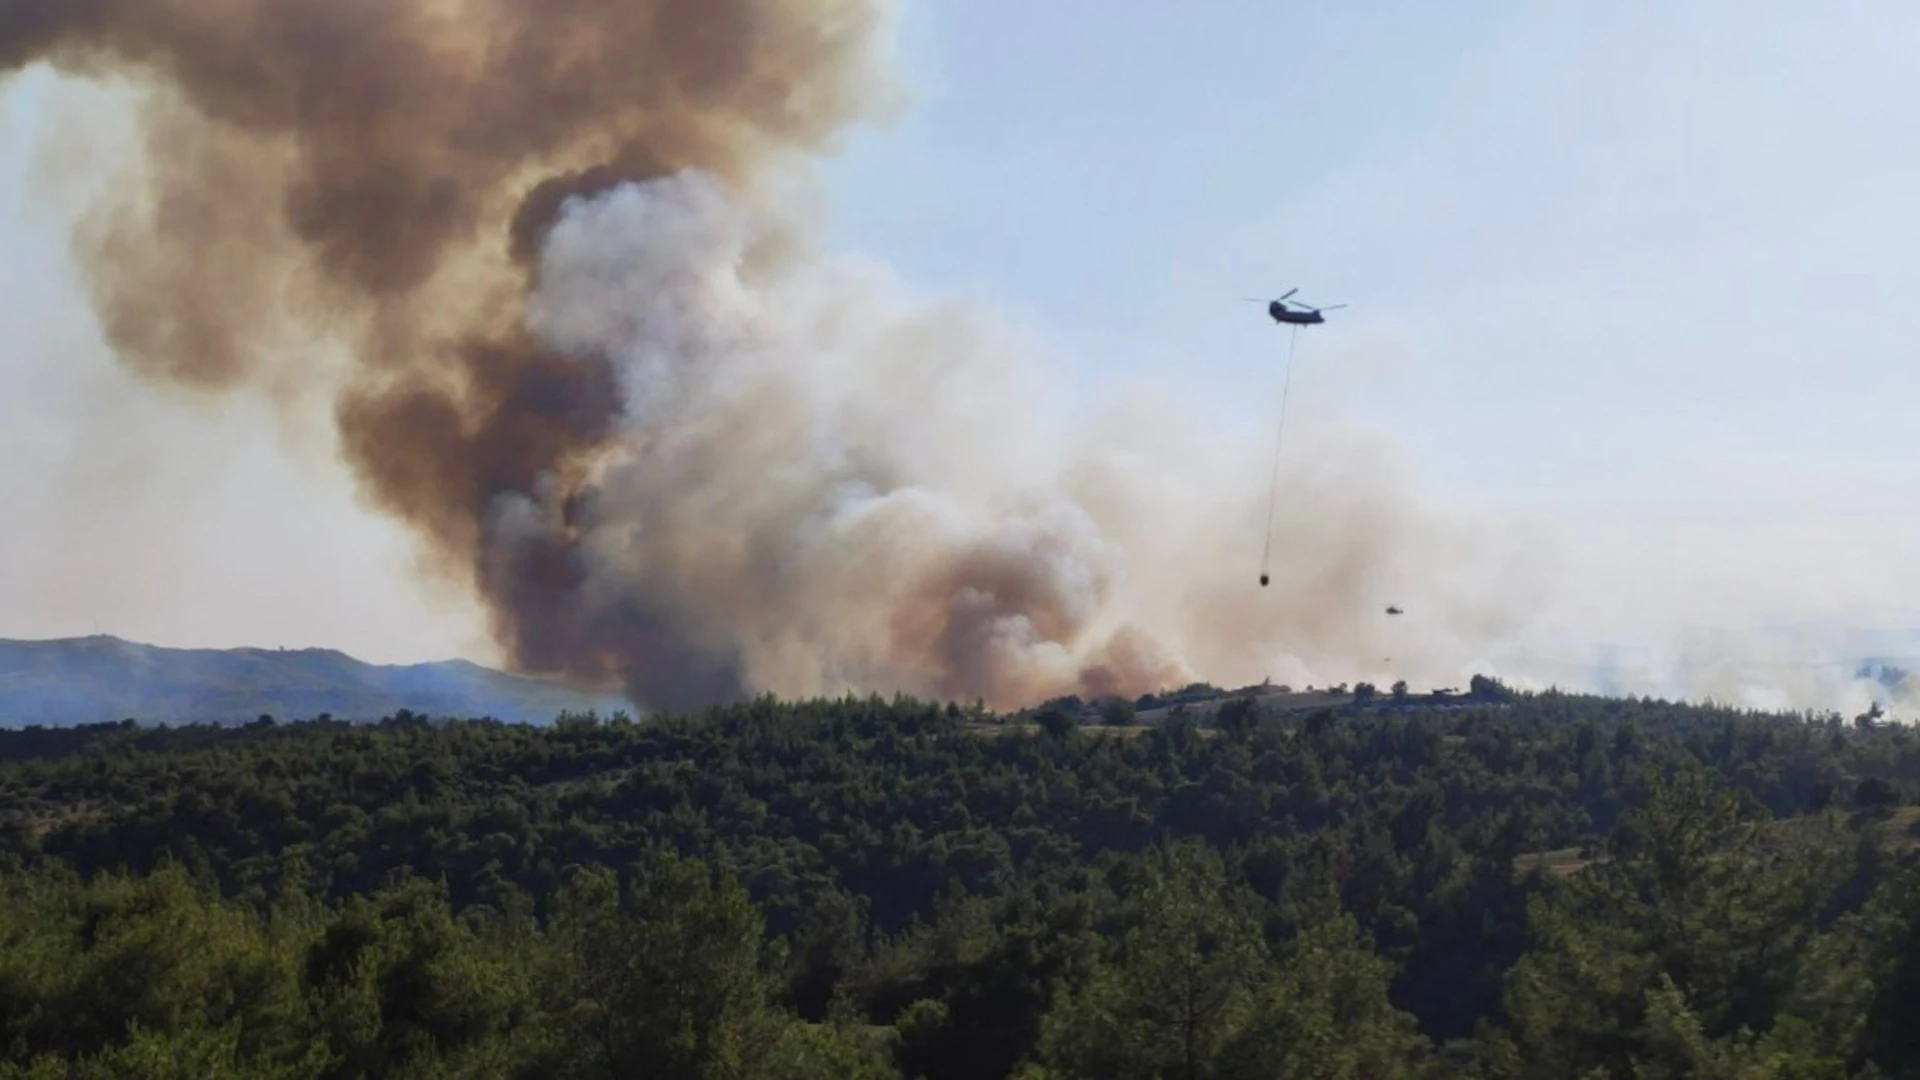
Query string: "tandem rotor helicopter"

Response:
xmin=1254 ymin=286 xmax=1347 ymax=586
xmin=1247 ymin=286 xmax=1403 ymax=615
xmin=1242 ymin=288 xmax=1347 ymax=325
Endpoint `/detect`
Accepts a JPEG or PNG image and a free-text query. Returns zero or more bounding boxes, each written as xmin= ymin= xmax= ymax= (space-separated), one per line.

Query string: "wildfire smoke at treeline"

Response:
xmin=1 ymin=0 xmax=1528 ymax=711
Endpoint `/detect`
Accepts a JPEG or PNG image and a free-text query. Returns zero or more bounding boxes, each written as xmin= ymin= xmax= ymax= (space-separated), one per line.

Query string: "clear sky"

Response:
xmin=4 ymin=2 xmax=1919 ymax=702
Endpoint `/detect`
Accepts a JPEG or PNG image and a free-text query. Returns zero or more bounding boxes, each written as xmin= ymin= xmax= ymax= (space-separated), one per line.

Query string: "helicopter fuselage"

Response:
xmin=1267 ymin=301 xmax=1325 ymax=325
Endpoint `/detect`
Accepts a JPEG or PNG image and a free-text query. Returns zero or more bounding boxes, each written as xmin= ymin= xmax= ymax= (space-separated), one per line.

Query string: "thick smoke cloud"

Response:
xmin=3 ymin=0 xmax=1538 ymax=711
xmin=505 ymin=172 xmax=1537 ymax=709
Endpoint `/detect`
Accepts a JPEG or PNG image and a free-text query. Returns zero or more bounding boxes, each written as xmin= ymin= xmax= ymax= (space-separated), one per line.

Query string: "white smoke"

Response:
xmin=500 ymin=172 xmax=1544 ymax=708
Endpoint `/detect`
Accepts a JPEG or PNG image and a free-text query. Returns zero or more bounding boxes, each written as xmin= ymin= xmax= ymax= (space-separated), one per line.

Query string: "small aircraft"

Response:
xmin=1385 ymin=606 xmax=1404 ymax=616
xmin=1244 ymin=288 xmax=1347 ymax=325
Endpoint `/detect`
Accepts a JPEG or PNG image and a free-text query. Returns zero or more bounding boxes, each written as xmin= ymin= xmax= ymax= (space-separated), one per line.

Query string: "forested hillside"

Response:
xmin=3 ymin=687 xmax=1919 ymax=1078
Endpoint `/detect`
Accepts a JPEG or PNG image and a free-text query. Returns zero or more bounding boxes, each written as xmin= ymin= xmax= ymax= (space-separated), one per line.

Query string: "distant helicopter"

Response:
xmin=1386 ymin=606 xmax=1404 ymax=616
xmin=1244 ymin=288 xmax=1347 ymax=325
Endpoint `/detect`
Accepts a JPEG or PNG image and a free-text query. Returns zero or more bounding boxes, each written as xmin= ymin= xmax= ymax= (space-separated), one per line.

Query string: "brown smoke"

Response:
xmin=4 ymin=0 xmax=1540 ymax=712
xmin=3 ymin=0 xmax=893 ymax=709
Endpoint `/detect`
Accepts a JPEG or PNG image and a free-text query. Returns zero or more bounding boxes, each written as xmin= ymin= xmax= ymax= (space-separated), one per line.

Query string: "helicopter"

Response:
xmin=1386 ymin=606 xmax=1403 ymax=616
xmin=1244 ymin=288 xmax=1347 ymax=325
xmin=1251 ymin=286 xmax=1348 ymax=592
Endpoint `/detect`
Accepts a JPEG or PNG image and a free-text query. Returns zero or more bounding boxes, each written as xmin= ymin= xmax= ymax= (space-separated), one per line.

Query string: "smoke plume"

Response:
xmin=3 ymin=0 xmax=1537 ymax=711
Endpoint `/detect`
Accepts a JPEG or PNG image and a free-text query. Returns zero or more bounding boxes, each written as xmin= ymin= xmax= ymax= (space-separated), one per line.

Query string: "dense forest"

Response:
xmin=3 ymin=682 xmax=1920 ymax=1078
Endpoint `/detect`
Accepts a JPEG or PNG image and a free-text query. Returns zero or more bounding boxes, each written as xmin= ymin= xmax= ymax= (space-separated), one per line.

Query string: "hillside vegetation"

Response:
xmin=2 ymin=684 xmax=1919 ymax=1077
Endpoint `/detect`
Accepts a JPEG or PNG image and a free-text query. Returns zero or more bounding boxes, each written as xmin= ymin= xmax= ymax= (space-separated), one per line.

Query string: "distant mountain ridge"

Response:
xmin=0 ymin=635 xmax=633 ymax=727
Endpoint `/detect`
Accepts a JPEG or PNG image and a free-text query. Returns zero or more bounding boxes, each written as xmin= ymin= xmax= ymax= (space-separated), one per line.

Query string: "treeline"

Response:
xmin=2 ymin=688 xmax=1920 ymax=1076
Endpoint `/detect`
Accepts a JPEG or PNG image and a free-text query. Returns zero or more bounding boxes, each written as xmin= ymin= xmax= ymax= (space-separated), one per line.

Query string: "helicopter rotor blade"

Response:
xmin=1317 ymin=304 xmax=1348 ymax=311
xmin=1279 ymin=288 xmax=1299 ymax=301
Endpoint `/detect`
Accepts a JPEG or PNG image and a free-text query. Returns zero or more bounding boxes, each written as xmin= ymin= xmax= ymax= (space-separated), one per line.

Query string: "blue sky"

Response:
xmin=817 ymin=2 xmax=1920 ymax=648
xmin=4 ymin=2 xmax=1920 ymax=702
xmin=820 ymin=2 xmax=1920 ymax=488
